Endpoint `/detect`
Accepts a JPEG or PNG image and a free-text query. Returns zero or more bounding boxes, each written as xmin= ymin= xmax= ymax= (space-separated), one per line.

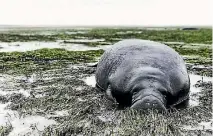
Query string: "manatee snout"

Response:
xmin=131 ymin=94 xmax=167 ymax=112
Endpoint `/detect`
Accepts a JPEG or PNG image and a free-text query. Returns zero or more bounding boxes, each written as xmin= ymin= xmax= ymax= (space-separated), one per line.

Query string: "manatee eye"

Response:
xmin=132 ymin=88 xmax=140 ymax=95
xmin=159 ymin=88 xmax=168 ymax=98
xmin=132 ymin=85 xmax=144 ymax=95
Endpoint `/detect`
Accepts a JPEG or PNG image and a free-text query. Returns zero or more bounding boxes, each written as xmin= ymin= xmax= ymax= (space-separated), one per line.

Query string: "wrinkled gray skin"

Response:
xmin=95 ymin=39 xmax=190 ymax=112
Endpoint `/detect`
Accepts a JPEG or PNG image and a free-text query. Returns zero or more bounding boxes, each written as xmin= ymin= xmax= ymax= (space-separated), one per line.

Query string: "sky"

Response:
xmin=0 ymin=0 xmax=212 ymax=26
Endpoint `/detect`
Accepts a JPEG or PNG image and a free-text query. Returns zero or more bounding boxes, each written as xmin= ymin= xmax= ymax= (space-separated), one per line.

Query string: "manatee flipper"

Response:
xmin=173 ymin=99 xmax=189 ymax=109
xmin=170 ymin=93 xmax=189 ymax=109
xmin=106 ymin=85 xmax=116 ymax=102
xmin=170 ymin=82 xmax=190 ymax=108
xmin=95 ymin=83 xmax=104 ymax=92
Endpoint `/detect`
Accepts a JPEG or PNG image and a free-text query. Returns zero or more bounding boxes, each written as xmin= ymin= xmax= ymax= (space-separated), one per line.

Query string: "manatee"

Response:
xmin=95 ymin=39 xmax=190 ymax=112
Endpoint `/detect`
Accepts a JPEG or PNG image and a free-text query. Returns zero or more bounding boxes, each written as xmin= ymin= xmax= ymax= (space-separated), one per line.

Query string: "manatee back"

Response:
xmin=95 ymin=39 xmax=189 ymax=93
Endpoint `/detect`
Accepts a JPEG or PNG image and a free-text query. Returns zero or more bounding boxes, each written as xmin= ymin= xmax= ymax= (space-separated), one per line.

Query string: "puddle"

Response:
xmin=0 ymin=89 xmax=30 ymax=97
xmin=0 ymin=74 xmax=17 ymax=85
xmin=0 ymin=74 xmax=30 ymax=98
xmin=184 ymin=55 xmax=207 ymax=59
xmin=0 ymin=42 xmax=63 ymax=52
xmin=75 ymin=86 xmax=85 ymax=91
xmin=59 ymin=39 xmax=111 ymax=51
xmin=164 ymin=42 xmax=211 ymax=47
xmin=1 ymin=30 xmax=85 ymax=36
xmin=163 ymin=42 xmax=185 ymax=45
xmin=183 ymin=119 xmax=213 ymax=131
xmin=0 ymin=40 xmax=112 ymax=52
xmin=0 ymin=102 xmax=56 ymax=136
xmin=46 ymin=110 xmax=69 ymax=118
xmin=189 ymin=43 xmax=212 ymax=46
xmin=61 ymin=44 xmax=111 ymax=51
xmin=0 ymin=72 xmax=59 ymax=98
xmin=182 ymin=45 xmax=212 ymax=49
xmin=116 ymin=31 xmax=142 ymax=34
xmin=189 ymin=74 xmax=212 ymax=87
xmin=97 ymin=115 xmax=112 ymax=122
xmin=54 ymin=110 xmax=69 ymax=116
xmin=15 ymin=73 xmax=37 ymax=83
xmin=16 ymin=31 xmax=57 ymax=36
xmin=0 ymin=102 xmax=15 ymax=126
xmin=83 ymin=75 xmax=96 ymax=87
xmin=65 ymin=31 xmax=87 ymax=35
xmin=189 ymin=74 xmax=212 ymax=106
xmin=77 ymin=98 xmax=87 ymax=102
xmin=0 ymin=74 xmax=31 ymax=97
xmin=61 ymin=39 xmax=105 ymax=42
xmin=190 ymin=65 xmax=213 ymax=71
xmin=2 ymin=40 xmax=209 ymax=53
xmin=8 ymin=116 xmax=56 ymax=136
xmin=83 ymin=74 xmax=212 ymax=107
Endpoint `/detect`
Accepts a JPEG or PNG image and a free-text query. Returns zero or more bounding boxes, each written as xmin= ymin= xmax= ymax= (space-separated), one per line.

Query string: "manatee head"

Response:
xmin=130 ymin=87 xmax=167 ymax=112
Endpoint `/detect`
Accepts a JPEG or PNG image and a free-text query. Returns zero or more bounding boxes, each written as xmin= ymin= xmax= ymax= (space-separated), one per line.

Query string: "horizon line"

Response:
xmin=0 ymin=24 xmax=212 ymax=28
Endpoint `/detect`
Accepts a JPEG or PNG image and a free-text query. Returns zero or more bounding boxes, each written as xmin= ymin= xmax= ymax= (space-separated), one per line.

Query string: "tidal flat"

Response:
xmin=0 ymin=27 xmax=212 ymax=136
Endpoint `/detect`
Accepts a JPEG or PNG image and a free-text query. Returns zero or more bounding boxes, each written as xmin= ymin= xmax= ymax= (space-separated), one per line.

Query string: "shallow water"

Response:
xmin=163 ymin=42 xmax=212 ymax=47
xmin=0 ymin=40 xmax=111 ymax=52
xmin=0 ymin=42 xmax=62 ymax=52
xmin=189 ymin=74 xmax=212 ymax=106
xmin=46 ymin=110 xmax=69 ymax=118
xmin=0 ymin=102 xmax=57 ymax=136
xmin=8 ymin=116 xmax=56 ymax=136
xmin=1 ymin=40 xmax=210 ymax=53
xmin=116 ymin=31 xmax=143 ymax=34
xmin=61 ymin=44 xmax=111 ymax=51
xmin=0 ymin=89 xmax=30 ymax=97
xmin=17 ymin=31 xmax=57 ymax=36
xmin=61 ymin=39 xmax=105 ymax=42
xmin=183 ymin=118 xmax=213 ymax=131
xmin=0 ymin=74 xmax=31 ymax=97
xmin=163 ymin=42 xmax=185 ymax=45
xmin=64 ymin=31 xmax=87 ymax=35
xmin=83 ymin=75 xmax=96 ymax=87
xmin=0 ymin=102 xmax=14 ymax=126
